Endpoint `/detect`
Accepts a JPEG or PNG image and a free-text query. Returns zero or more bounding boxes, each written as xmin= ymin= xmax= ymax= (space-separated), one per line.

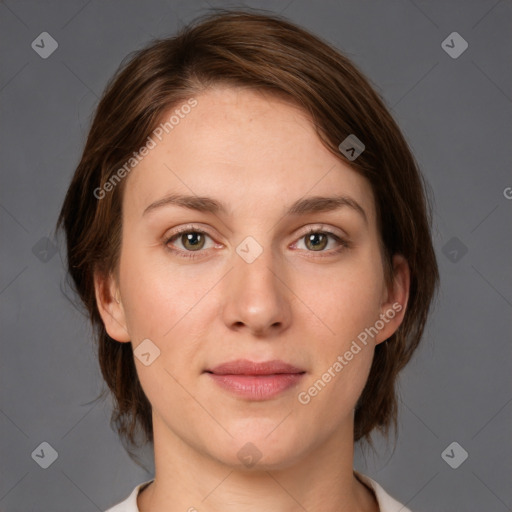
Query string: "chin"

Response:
xmin=208 ymin=421 xmax=307 ymax=471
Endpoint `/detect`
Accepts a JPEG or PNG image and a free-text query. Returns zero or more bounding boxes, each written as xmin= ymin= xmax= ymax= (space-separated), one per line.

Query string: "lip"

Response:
xmin=205 ymin=359 xmax=306 ymax=401
xmin=208 ymin=359 xmax=305 ymax=376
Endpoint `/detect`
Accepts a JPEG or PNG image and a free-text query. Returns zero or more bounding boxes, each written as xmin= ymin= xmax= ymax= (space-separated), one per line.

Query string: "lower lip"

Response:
xmin=207 ymin=373 xmax=305 ymax=400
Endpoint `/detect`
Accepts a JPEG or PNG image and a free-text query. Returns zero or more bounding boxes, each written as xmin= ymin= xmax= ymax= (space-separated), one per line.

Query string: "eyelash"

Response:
xmin=164 ymin=225 xmax=350 ymax=260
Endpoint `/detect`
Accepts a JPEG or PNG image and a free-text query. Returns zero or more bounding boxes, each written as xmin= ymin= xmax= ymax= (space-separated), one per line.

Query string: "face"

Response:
xmin=96 ymin=86 xmax=409 ymax=470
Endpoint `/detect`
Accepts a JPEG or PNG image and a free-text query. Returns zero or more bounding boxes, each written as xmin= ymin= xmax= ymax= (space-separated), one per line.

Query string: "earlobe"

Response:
xmin=93 ymin=270 xmax=131 ymax=342
xmin=375 ymin=254 xmax=410 ymax=344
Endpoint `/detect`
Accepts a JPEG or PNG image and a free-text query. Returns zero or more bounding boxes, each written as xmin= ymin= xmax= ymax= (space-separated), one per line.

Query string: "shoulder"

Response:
xmin=104 ymin=479 xmax=154 ymax=512
xmin=354 ymin=470 xmax=413 ymax=512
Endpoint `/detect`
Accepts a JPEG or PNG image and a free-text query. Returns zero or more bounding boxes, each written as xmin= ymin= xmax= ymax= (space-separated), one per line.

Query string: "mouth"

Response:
xmin=204 ymin=359 xmax=306 ymax=400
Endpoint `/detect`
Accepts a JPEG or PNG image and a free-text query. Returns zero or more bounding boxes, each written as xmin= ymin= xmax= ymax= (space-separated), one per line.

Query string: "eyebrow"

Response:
xmin=143 ymin=193 xmax=368 ymax=224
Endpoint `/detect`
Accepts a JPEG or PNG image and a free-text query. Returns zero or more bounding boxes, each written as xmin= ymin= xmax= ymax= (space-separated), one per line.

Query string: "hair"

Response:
xmin=57 ymin=9 xmax=439 ymax=463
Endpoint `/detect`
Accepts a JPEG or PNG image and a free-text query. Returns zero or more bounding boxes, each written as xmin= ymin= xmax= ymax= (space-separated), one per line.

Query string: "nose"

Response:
xmin=221 ymin=241 xmax=292 ymax=337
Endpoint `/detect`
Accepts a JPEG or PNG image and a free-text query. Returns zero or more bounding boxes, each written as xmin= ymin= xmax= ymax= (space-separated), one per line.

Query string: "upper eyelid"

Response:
xmin=300 ymin=224 xmax=346 ymax=237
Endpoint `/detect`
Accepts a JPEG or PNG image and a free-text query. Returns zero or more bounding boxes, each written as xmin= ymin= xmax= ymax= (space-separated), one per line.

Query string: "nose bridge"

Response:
xmin=222 ymin=235 xmax=291 ymax=334
xmin=235 ymin=239 xmax=277 ymax=291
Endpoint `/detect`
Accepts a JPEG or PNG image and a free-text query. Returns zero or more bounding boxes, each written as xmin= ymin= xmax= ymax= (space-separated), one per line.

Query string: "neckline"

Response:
xmin=353 ymin=470 xmax=379 ymax=509
xmin=134 ymin=473 xmax=378 ymax=511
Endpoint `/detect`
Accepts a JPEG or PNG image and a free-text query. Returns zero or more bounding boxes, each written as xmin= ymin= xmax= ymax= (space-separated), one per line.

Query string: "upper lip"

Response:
xmin=206 ymin=359 xmax=305 ymax=375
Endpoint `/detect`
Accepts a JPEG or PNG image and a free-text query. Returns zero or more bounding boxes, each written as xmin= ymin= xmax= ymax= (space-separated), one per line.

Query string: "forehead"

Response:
xmin=123 ymin=86 xmax=376 ymax=224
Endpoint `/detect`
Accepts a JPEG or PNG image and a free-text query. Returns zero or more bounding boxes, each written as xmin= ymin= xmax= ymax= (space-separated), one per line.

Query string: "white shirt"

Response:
xmin=104 ymin=470 xmax=412 ymax=512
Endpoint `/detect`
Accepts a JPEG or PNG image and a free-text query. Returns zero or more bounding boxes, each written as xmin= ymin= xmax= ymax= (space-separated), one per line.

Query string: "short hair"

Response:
xmin=57 ymin=9 xmax=439 ymax=458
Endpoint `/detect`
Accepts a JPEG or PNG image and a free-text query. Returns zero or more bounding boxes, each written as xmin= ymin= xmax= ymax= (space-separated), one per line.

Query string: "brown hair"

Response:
xmin=57 ymin=9 xmax=439 ymax=460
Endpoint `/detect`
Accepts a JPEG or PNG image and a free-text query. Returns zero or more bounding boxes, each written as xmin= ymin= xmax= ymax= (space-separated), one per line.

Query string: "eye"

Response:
xmin=293 ymin=227 xmax=349 ymax=254
xmin=163 ymin=224 xmax=349 ymax=260
xmin=165 ymin=226 xmax=217 ymax=258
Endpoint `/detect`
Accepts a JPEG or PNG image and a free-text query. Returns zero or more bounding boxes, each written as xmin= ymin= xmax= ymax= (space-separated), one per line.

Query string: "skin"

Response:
xmin=95 ymin=86 xmax=410 ymax=512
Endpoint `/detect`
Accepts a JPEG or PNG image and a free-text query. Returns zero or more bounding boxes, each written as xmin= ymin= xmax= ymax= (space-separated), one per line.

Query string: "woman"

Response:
xmin=58 ymin=10 xmax=439 ymax=512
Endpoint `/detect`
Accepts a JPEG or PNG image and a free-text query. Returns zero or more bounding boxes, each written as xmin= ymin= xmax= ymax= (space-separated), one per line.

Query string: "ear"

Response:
xmin=374 ymin=254 xmax=410 ymax=345
xmin=93 ymin=270 xmax=130 ymax=342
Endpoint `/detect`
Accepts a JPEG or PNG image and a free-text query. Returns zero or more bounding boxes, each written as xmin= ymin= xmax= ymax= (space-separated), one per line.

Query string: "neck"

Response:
xmin=138 ymin=412 xmax=379 ymax=512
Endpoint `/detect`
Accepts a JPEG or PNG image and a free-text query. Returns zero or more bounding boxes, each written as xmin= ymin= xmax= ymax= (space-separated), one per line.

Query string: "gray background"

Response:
xmin=1 ymin=1 xmax=511 ymax=511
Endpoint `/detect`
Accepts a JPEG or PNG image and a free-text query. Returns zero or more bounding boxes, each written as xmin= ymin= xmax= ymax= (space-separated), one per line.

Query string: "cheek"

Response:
xmin=292 ymin=249 xmax=384 ymax=408
xmin=117 ymin=243 xmax=174 ymax=339
xmin=295 ymin=266 xmax=380 ymax=417
xmin=117 ymin=243 xmax=220 ymax=341
xmin=298 ymin=252 xmax=384 ymax=345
